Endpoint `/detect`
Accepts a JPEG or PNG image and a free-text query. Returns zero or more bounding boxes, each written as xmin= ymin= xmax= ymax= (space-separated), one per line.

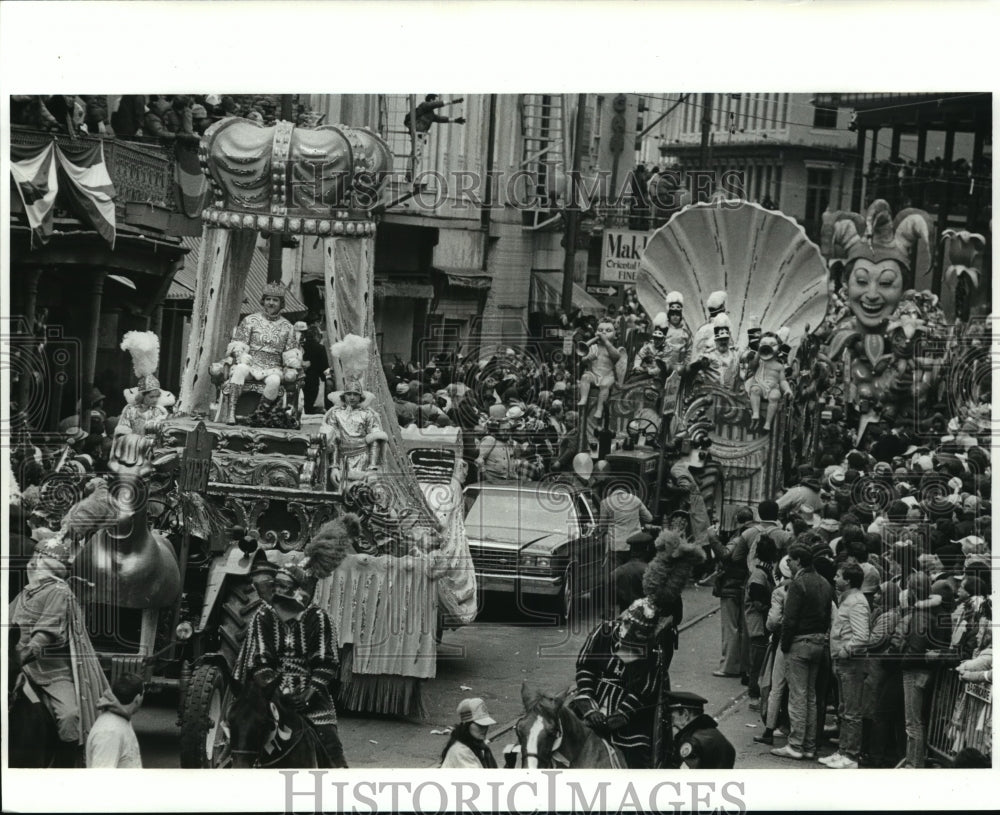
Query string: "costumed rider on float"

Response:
xmin=692 ymin=313 xmax=738 ymax=390
xmin=691 ymin=290 xmax=728 ymax=359
xmin=117 ymin=330 xmax=172 ymax=436
xmin=740 ymin=319 xmax=794 ymax=435
xmin=232 ymin=519 xmax=355 ymax=768
xmin=214 ymin=282 xmax=302 ymax=427
xmin=571 ymin=530 xmax=706 ymax=769
xmin=320 ymin=334 xmax=388 ymax=490
xmin=10 ymin=536 xmax=112 ymax=767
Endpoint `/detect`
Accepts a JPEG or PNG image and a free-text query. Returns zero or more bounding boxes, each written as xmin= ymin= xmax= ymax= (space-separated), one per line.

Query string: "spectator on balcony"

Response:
xmin=143 ymin=98 xmax=174 ymax=141
xmin=81 ymin=96 xmax=112 ymax=136
xmin=111 ymin=95 xmax=146 ymax=139
xmin=191 ymin=105 xmax=212 ymax=135
xmin=163 ymin=96 xmax=195 ymax=139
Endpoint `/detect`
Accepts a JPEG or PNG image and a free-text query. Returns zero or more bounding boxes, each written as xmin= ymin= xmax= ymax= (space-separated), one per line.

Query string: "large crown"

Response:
xmin=199 ymin=118 xmax=393 ymax=237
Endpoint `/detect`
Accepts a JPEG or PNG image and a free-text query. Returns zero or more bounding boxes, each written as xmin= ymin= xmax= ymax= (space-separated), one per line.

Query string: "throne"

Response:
xmin=211 ymin=364 xmax=306 ymax=426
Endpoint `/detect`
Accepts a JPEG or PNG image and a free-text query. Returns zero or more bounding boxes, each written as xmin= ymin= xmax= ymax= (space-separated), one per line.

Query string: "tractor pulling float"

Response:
xmin=61 ymin=116 xmax=475 ymax=768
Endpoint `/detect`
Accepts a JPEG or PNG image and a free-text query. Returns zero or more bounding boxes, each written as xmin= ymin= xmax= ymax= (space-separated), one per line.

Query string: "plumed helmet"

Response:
xmin=652 ymin=312 xmax=669 ymax=331
xmin=665 ymin=291 xmax=684 ymax=312
xmin=712 ymin=313 xmax=732 ymax=338
xmin=706 ymin=290 xmax=727 ymax=312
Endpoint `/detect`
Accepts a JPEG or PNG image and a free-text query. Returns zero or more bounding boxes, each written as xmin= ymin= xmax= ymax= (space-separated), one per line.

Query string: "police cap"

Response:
xmin=664 ymin=691 xmax=708 ymax=711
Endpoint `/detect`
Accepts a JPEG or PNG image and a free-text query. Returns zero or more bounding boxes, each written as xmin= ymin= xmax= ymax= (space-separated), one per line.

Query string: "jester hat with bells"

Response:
xmin=271 ymin=514 xmax=358 ymax=614
xmin=328 ymin=334 xmax=375 ymax=408
xmin=120 ymin=330 xmax=162 ymax=395
xmin=826 ymin=199 xmax=933 ymax=292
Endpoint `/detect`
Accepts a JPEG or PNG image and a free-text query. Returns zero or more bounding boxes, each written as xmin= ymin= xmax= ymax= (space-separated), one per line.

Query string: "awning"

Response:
xmin=374 ymin=278 xmax=434 ymax=300
xmin=530 ymin=271 xmax=604 ymax=316
xmin=167 ymin=236 xmax=308 ymax=314
xmin=433 ymin=266 xmax=493 ymax=291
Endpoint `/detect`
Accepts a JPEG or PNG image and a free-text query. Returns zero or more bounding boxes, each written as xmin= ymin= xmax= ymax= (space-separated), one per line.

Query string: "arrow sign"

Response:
xmin=586 ymin=285 xmax=619 ymax=297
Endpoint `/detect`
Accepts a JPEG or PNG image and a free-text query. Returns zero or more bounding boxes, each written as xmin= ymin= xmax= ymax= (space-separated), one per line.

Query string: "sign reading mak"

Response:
xmin=600 ymin=229 xmax=649 ymax=284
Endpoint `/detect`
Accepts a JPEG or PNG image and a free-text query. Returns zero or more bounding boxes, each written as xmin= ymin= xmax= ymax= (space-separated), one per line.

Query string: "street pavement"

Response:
xmin=134 ymin=581 xmax=776 ymax=768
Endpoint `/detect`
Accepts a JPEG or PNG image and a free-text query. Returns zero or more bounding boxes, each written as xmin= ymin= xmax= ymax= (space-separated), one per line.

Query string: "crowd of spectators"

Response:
xmin=10 ymin=94 xmax=319 ymax=141
xmin=708 ymin=398 xmax=992 ymax=768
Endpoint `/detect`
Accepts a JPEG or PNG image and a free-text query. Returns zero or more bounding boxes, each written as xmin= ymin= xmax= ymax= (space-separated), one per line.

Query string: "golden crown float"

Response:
xmin=79 ymin=117 xmax=479 ymax=755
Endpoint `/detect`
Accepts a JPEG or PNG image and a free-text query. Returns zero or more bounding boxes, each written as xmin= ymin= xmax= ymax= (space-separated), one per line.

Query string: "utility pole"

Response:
xmin=699 ymin=93 xmax=714 ymax=174
xmin=268 ymin=94 xmax=296 ymax=284
xmin=561 ymin=93 xmax=589 ymax=314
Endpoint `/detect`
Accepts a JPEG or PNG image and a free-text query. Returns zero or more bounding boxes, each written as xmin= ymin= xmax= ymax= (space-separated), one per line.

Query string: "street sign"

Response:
xmin=179 ymin=421 xmax=214 ymax=493
xmin=600 ymin=229 xmax=650 ymax=284
xmin=586 ymin=284 xmax=619 ymax=297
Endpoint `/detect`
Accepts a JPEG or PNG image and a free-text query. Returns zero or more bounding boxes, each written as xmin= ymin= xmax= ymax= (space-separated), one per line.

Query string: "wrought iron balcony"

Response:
xmin=10 ymin=126 xmax=177 ymax=217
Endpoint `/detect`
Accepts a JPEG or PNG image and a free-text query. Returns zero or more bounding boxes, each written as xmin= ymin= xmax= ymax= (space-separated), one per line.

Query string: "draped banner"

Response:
xmin=174 ymin=140 xmax=208 ymax=219
xmin=10 ymin=141 xmax=58 ymax=247
xmin=10 ymin=139 xmax=117 ymax=248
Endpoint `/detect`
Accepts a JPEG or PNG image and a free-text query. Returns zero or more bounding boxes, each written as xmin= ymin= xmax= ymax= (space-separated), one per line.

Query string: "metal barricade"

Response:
xmin=926 ymin=664 xmax=992 ymax=763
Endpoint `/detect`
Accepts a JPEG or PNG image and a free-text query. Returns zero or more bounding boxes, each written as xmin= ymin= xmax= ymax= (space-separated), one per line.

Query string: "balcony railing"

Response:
xmin=10 ymin=126 xmax=177 ymax=217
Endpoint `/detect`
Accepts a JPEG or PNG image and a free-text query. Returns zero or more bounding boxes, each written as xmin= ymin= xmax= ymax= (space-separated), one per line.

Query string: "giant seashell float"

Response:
xmin=637 ymin=202 xmax=830 ymax=351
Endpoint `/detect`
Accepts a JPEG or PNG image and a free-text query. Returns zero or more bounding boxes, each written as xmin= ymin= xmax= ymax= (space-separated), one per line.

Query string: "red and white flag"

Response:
xmin=10 ymin=142 xmax=58 ymax=247
xmin=55 ymin=141 xmax=117 ymax=248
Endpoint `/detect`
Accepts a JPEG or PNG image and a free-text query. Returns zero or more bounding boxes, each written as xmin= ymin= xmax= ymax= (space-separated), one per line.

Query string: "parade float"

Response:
xmin=87 ymin=116 xmax=479 ymax=766
xmin=633 ymin=201 xmax=831 ymax=529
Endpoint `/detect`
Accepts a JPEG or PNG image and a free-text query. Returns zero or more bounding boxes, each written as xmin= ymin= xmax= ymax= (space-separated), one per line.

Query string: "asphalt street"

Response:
xmin=133 ymin=581 xmax=775 ymax=769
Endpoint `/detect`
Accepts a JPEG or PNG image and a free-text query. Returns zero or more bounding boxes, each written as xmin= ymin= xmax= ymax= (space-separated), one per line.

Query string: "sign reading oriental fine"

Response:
xmin=600 ymin=229 xmax=649 ymax=284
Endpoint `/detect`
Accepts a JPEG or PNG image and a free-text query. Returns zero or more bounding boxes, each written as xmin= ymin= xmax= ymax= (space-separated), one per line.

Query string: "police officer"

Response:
xmin=665 ymin=690 xmax=735 ymax=769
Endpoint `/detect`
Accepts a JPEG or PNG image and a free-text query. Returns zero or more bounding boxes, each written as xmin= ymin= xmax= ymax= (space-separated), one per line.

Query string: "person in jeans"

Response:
xmin=711 ymin=507 xmax=753 ymax=678
xmin=861 ymin=581 xmax=905 ymax=767
xmin=820 ymin=562 xmax=870 ymax=769
xmin=898 ymin=571 xmax=952 ymax=768
xmin=771 ymin=543 xmax=833 ymax=761
xmin=754 ymin=554 xmax=794 ymax=745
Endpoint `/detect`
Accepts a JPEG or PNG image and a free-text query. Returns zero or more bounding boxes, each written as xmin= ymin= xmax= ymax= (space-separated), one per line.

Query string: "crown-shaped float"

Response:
xmin=199 ymin=118 xmax=393 ymax=237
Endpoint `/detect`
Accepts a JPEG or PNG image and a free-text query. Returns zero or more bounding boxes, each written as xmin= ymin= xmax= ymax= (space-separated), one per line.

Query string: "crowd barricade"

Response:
xmin=926 ymin=663 xmax=992 ymax=764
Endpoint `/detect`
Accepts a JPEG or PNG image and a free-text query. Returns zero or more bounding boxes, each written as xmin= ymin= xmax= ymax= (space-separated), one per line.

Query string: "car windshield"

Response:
xmin=464 ymin=487 xmax=575 ymax=539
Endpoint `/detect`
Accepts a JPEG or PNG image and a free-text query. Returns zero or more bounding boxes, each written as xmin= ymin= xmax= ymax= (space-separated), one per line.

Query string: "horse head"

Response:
xmin=516 ymin=682 xmax=575 ymax=769
xmin=227 ymin=674 xmax=283 ymax=769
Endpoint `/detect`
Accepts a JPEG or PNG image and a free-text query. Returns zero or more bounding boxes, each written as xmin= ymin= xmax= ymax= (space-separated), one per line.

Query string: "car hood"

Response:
xmin=466 ymin=527 xmax=566 ymax=553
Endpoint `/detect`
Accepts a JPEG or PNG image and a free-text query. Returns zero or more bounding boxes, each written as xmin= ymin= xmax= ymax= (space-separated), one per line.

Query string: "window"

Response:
xmin=805 ymin=168 xmax=834 ymax=240
xmin=813 ymin=106 xmax=838 ymax=129
xmin=780 ymin=93 xmax=789 ymax=128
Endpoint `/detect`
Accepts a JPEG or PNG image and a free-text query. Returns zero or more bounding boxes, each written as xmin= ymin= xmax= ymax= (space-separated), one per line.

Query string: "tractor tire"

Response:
xmin=217 ymin=577 xmax=261 ymax=670
xmin=179 ymin=663 xmax=231 ymax=768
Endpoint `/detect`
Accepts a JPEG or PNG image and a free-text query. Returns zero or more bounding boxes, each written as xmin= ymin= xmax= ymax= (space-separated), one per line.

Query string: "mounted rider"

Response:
xmin=9 ymin=536 xmax=112 ymax=766
xmin=573 ymin=531 xmax=705 ymax=769
xmin=232 ymin=520 xmax=353 ymax=768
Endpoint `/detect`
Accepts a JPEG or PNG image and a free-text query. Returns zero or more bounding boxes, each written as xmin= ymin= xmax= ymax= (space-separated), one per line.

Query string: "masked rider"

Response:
xmin=693 ymin=314 xmax=738 ymax=389
xmin=692 ymin=290 xmax=728 ymax=359
xmin=232 ymin=527 xmax=350 ymax=768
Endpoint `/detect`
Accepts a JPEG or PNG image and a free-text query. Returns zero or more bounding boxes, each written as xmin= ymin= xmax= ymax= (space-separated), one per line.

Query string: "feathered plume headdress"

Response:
xmin=328 ymin=334 xmax=374 ymax=407
xmin=120 ymin=331 xmax=161 ymax=393
xmin=273 ymin=513 xmax=359 ymax=608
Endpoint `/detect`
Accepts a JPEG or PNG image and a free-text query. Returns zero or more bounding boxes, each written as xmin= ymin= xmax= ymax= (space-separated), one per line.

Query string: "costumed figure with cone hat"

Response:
xmin=571 ymin=530 xmax=706 ymax=769
xmin=231 ymin=518 xmax=356 ymax=768
xmin=321 ymin=334 xmax=388 ymax=490
xmin=692 ymin=290 xmax=728 ymax=359
xmin=9 ymin=536 xmax=112 ymax=767
xmin=213 ymin=282 xmax=301 ymax=426
xmin=634 ymin=292 xmax=691 ymax=423
xmin=692 ymin=314 xmax=738 ymax=390
xmin=116 ymin=331 xmax=170 ymax=437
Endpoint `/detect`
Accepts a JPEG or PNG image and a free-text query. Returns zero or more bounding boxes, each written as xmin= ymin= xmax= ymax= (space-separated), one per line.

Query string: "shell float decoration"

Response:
xmin=637 ymin=202 xmax=830 ymax=354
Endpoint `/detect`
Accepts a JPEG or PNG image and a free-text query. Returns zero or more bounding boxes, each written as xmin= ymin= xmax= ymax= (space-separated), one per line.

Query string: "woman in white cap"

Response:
xmin=439 ymin=698 xmax=498 ymax=768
